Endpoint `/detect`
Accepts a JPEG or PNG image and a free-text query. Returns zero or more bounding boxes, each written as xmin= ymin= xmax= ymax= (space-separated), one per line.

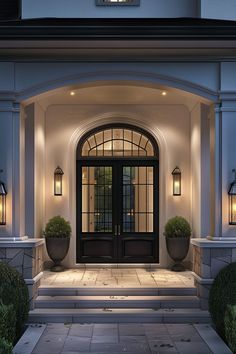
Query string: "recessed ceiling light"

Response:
xmin=162 ymin=91 xmax=167 ymax=96
xmin=70 ymin=91 xmax=75 ymax=96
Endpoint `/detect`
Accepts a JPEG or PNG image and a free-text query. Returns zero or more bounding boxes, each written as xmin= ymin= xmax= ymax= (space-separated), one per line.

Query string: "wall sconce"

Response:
xmin=172 ymin=167 xmax=181 ymax=196
xmin=228 ymin=169 xmax=236 ymax=225
xmin=96 ymin=0 xmax=140 ymax=6
xmin=54 ymin=166 xmax=64 ymax=196
xmin=0 ymin=170 xmax=7 ymax=225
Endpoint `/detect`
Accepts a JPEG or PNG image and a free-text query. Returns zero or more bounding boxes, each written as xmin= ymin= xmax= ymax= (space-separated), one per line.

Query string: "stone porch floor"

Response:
xmin=41 ymin=268 xmax=194 ymax=288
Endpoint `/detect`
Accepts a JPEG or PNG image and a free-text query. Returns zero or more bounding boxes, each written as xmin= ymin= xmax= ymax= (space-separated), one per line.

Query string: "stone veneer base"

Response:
xmin=191 ymin=238 xmax=236 ymax=310
xmin=0 ymin=238 xmax=45 ymax=309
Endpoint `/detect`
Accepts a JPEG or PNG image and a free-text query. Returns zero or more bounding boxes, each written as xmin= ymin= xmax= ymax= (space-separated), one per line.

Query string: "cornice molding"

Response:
xmin=1 ymin=18 xmax=236 ymax=41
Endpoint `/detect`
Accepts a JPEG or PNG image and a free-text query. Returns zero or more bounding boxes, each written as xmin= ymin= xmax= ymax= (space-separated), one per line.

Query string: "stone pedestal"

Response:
xmin=191 ymin=238 xmax=236 ymax=309
xmin=0 ymin=238 xmax=45 ymax=309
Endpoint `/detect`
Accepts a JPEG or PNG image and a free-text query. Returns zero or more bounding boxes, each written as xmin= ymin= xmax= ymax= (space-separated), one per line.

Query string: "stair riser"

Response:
xmin=28 ymin=314 xmax=210 ymax=324
xmin=34 ymin=300 xmax=200 ymax=309
xmin=38 ymin=288 xmax=197 ymax=297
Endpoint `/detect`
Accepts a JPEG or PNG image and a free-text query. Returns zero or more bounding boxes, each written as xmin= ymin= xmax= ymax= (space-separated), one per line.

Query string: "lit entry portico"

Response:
xmin=76 ymin=124 xmax=159 ymax=263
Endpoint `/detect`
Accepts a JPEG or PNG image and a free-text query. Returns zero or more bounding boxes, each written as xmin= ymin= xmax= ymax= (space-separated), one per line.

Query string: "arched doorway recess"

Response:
xmin=76 ymin=123 xmax=159 ymax=263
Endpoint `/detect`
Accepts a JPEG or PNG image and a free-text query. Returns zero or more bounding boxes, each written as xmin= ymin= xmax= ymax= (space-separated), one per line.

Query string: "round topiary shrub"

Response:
xmin=0 ymin=302 xmax=16 ymax=343
xmin=0 ymin=337 xmax=13 ymax=354
xmin=164 ymin=216 xmax=191 ymax=238
xmin=209 ymin=262 xmax=236 ymax=340
xmin=224 ymin=305 xmax=236 ymax=353
xmin=43 ymin=215 xmax=71 ymax=238
xmin=0 ymin=261 xmax=29 ymax=338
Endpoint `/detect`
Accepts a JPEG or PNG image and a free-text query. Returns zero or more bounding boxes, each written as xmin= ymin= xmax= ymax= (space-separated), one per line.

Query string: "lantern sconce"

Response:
xmin=0 ymin=170 xmax=7 ymax=225
xmin=228 ymin=169 xmax=236 ymax=225
xmin=172 ymin=167 xmax=181 ymax=196
xmin=54 ymin=166 xmax=64 ymax=196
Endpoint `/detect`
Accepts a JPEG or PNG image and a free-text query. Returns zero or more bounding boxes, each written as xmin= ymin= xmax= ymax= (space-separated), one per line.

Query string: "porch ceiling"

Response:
xmin=28 ymin=84 xmax=211 ymax=111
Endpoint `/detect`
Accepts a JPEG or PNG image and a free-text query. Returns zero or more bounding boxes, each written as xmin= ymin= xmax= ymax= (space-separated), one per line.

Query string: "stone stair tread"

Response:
xmin=35 ymin=295 xmax=199 ymax=302
xmin=29 ymin=308 xmax=210 ymax=316
xmin=39 ymin=286 xmax=196 ymax=290
xmin=28 ymin=307 xmax=211 ymax=324
xmin=38 ymin=286 xmax=197 ymax=296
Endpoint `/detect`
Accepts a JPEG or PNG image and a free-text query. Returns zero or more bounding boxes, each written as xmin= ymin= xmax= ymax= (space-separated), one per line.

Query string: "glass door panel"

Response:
xmin=82 ymin=166 xmax=113 ymax=233
xmin=122 ymin=166 xmax=154 ymax=233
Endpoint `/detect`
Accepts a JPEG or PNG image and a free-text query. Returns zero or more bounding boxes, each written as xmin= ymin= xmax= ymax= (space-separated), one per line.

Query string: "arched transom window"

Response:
xmin=81 ymin=127 xmax=155 ymax=157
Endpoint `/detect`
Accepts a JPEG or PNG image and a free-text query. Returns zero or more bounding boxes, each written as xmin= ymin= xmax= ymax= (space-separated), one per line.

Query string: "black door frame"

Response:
xmin=76 ymin=123 xmax=159 ymax=263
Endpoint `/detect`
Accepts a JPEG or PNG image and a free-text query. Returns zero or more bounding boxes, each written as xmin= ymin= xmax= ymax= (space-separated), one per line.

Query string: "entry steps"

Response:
xmin=29 ymin=286 xmax=211 ymax=323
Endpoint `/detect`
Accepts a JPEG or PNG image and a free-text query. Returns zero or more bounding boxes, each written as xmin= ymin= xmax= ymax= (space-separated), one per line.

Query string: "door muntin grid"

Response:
xmin=80 ymin=127 xmax=155 ymax=157
xmin=82 ymin=166 xmax=113 ymax=233
xmin=78 ymin=124 xmax=158 ymax=237
xmin=123 ymin=166 xmax=154 ymax=233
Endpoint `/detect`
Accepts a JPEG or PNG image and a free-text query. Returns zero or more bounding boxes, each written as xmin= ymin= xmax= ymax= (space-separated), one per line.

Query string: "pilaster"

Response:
xmin=0 ymin=98 xmax=24 ymax=238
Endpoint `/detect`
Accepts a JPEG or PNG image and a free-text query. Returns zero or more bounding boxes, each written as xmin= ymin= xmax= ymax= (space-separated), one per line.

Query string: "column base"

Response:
xmin=0 ymin=238 xmax=45 ymax=308
xmin=191 ymin=238 xmax=236 ymax=309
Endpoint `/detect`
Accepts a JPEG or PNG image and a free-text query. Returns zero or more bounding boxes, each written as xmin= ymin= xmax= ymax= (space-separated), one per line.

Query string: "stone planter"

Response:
xmin=166 ymin=237 xmax=190 ymax=271
xmin=45 ymin=237 xmax=70 ymax=272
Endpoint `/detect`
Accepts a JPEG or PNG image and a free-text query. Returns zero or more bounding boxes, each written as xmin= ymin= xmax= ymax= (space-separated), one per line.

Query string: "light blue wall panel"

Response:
xmin=15 ymin=62 xmax=219 ymax=98
xmin=0 ymin=63 xmax=14 ymax=91
xmin=220 ymin=63 xmax=236 ymax=91
xmin=201 ymin=0 xmax=236 ymax=21
xmin=22 ymin=0 xmax=198 ymax=19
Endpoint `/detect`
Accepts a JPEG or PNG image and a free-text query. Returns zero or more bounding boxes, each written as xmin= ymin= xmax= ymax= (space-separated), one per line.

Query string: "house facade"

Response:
xmin=0 ymin=0 xmax=236 ymax=309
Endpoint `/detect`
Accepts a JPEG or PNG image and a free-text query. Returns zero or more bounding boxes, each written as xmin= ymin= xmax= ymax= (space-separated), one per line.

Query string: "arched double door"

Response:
xmin=76 ymin=124 xmax=159 ymax=263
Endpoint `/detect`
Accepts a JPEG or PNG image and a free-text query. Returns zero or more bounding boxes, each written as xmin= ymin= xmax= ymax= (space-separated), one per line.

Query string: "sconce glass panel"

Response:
xmin=0 ymin=182 xmax=7 ymax=225
xmin=172 ymin=167 xmax=181 ymax=196
xmin=54 ymin=166 xmax=64 ymax=196
xmin=228 ymin=179 xmax=236 ymax=224
xmin=96 ymin=0 xmax=140 ymax=5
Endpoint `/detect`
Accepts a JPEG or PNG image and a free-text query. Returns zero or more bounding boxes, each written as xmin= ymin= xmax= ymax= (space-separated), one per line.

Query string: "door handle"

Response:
xmin=118 ymin=225 xmax=121 ymax=236
xmin=114 ymin=225 xmax=117 ymax=236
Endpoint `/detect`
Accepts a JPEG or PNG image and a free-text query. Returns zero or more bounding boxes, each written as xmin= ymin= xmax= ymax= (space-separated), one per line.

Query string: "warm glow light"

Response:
xmin=96 ymin=0 xmax=140 ymax=4
xmin=174 ymin=181 xmax=181 ymax=195
xmin=232 ymin=202 xmax=236 ymax=220
xmin=174 ymin=181 xmax=180 ymax=190
xmin=70 ymin=91 xmax=75 ymax=96
xmin=230 ymin=196 xmax=236 ymax=224
xmin=0 ymin=195 xmax=6 ymax=225
xmin=162 ymin=91 xmax=167 ymax=96
xmin=228 ymin=169 xmax=236 ymax=224
xmin=55 ymin=181 xmax=61 ymax=195
xmin=54 ymin=166 xmax=64 ymax=196
xmin=0 ymin=176 xmax=7 ymax=225
xmin=172 ymin=167 xmax=181 ymax=196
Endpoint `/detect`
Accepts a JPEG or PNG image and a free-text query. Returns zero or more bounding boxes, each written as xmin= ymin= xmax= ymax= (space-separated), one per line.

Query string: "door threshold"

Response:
xmin=74 ymin=263 xmax=161 ymax=269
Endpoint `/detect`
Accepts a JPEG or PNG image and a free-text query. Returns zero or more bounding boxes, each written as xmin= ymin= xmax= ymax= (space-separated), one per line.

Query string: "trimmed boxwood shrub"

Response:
xmin=0 ymin=261 xmax=29 ymax=338
xmin=164 ymin=216 xmax=191 ymax=238
xmin=225 ymin=305 xmax=236 ymax=354
xmin=0 ymin=302 xmax=16 ymax=343
xmin=0 ymin=338 xmax=13 ymax=354
xmin=209 ymin=262 xmax=236 ymax=339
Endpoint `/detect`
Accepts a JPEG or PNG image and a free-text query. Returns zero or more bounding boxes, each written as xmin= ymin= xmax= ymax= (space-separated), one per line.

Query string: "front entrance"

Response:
xmin=76 ymin=124 xmax=159 ymax=263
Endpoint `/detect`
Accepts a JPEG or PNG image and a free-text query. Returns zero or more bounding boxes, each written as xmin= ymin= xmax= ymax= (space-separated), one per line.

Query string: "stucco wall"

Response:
xmin=43 ymin=103 xmax=191 ymax=267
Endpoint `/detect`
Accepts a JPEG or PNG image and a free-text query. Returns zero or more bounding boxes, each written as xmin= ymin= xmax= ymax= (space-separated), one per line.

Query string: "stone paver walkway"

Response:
xmin=31 ymin=323 xmax=215 ymax=354
xmin=41 ymin=268 xmax=194 ymax=288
